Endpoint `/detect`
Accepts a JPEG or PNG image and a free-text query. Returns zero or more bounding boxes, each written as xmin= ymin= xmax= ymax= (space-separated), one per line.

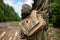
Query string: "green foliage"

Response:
xmin=0 ymin=0 xmax=21 ymax=22
xmin=49 ymin=0 xmax=60 ymax=27
xmin=48 ymin=23 xmax=53 ymax=27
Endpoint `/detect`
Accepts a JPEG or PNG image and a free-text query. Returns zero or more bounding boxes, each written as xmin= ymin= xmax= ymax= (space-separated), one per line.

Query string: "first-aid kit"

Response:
xmin=19 ymin=10 xmax=46 ymax=36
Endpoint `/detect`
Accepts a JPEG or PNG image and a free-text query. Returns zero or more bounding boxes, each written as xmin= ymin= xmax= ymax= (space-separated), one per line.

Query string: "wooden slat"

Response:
xmin=13 ymin=31 xmax=18 ymax=40
xmin=9 ymin=36 xmax=12 ymax=40
xmin=0 ymin=31 xmax=6 ymax=40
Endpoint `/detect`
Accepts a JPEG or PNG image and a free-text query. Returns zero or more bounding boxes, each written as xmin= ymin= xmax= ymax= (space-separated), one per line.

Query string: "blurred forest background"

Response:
xmin=0 ymin=0 xmax=60 ymax=27
xmin=49 ymin=0 xmax=60 ymax=27
xmin=0 ymin=0 xmax=21 ymax=22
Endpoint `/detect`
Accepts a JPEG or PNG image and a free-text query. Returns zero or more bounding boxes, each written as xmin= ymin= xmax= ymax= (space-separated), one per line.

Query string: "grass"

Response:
xmin=11 ymin=22 xmax=20 ymax=27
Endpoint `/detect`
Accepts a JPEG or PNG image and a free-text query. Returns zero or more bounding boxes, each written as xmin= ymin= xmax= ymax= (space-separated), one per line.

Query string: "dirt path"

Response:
xmin=0 ymin=22 xmax=26 ymax=40
xmin=0 ymin=27 xmax=21 ymax=40
xmin=47 ymin=27 xmax=60 ymax=40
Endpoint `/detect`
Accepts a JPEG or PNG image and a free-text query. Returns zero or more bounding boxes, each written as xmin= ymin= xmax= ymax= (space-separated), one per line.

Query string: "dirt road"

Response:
xmin=0 ymin=27 xmax=21 ymax=40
